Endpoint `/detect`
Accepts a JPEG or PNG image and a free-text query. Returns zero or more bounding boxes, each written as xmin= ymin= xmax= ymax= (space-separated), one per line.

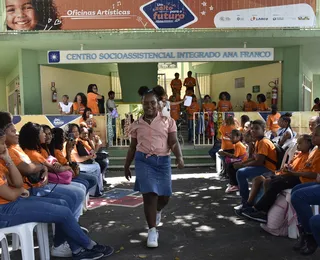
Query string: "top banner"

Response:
xmin=5 ymin=0 xmax=316 ymax=31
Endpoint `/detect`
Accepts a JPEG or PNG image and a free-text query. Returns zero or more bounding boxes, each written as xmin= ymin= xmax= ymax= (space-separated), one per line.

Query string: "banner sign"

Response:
xmin=5 ymin=0 xmax=316 ymax=31
xmin=48 ymin=48 xmax=274 ymax=64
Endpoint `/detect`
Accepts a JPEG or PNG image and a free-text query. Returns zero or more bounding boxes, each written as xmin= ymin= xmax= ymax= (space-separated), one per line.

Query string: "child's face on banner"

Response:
xmin=6 ymin=0 xmax=37 ymax=30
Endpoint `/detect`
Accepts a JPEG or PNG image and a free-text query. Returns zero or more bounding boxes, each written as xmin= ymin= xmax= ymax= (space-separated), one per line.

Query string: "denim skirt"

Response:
xmin=134 ymin=151 xmax=172 ymax=196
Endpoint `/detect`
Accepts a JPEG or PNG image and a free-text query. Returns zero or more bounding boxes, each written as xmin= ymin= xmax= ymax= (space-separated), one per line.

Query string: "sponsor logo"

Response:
xmin=298 ymin=16 xmax=310 ymax=20
xmin=237 ymin=17 xmax=244 ymax=21
xmin=219 ymin=16 xmax=231 ymax=21
xmin=251 ymin=16 xmax=268 ymax=21
xmin=273 ymin=17 xmax=284 ymax=21
xmin=53 ymin=118 xmax=65 ymax=126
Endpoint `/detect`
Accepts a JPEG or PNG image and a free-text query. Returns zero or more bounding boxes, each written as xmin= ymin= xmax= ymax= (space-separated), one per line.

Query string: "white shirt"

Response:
xmin=159 ymin=101 xmax=171 ymax=118
xmin=59 ymin=102 xmax=73 ymax=113
xmin=107 ymin=99 xmax=116 ymax=111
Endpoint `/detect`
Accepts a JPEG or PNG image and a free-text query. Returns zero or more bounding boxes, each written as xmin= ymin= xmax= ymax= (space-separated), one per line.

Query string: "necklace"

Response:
xmin=144 ymin=116 xmax=155 ymax=124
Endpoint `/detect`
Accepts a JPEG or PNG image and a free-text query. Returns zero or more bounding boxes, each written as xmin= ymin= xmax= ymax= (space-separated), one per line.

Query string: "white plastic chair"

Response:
xmin=0 ymin=232 xmax=10 ymax=260
xmin=280 ymin=142 xmax=298 ymax=169
xmin=216 ymin=153 xmax=222 ymax=174
xmin=2 ymin=223 xmax=49 ymax=260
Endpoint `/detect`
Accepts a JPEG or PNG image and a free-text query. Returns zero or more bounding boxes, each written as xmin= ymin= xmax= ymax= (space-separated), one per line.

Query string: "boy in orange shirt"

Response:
xmin=219 ymin=129 xmax=247 ymax=193
xmin=243 ymin=93 xmax=257 ymax=112
xmin=233 ymin=120 xmax=277 ymax=212
xmin=183 ymin=71 xmax=196 ymax=94
xmin=186 ymin=95 xmax=200 ymax=143
xmin=170 ymin=73 xmax=182 ymax=100
xmin=257 ymin=94 xmax=269 ymax=111
xmin=267 ymin=104 xmax=281 ymax=136
xmin=242 ymin=134 xmax=313 ymax=223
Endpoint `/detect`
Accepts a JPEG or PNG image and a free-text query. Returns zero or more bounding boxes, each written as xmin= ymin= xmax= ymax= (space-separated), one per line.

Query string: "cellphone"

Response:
xmin=68 ymin=133 xmax=75 ymax=142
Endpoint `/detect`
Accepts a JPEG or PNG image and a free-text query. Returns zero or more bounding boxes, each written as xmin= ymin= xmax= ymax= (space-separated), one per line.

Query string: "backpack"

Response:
xmin=260 ymin=190 xmax=299 ymax=239
xmin=263 ymin=138 xmax=287 ymax=170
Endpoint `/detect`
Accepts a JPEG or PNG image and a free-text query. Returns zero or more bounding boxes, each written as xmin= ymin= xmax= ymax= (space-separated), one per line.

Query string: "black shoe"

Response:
xmin=72 ymin=248 xmax=103 ymax=260
xmin=300 ymin=234 xmax=318 ymax=256
xmin=91 ymin=244 xmax=114 ymax=257
xmin=293 ymin=225 xmax=306 ymax=251
xmin=242 ymin=208 xmax=267 ymax=223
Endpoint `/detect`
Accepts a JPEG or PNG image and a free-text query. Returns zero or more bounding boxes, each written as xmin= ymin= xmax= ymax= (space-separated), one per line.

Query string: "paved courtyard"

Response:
xmin=10 ymin=168 xmax=320 ymax=259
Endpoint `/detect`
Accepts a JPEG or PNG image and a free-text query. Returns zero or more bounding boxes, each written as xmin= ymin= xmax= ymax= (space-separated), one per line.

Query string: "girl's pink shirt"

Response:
xmin=129 ymin=113 xmax=177 ymax=156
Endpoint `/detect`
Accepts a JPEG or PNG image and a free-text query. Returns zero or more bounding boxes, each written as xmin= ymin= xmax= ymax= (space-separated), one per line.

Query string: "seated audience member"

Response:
xmin=266 ymin=104 xmax=281 ymax=137
xmin=242 ymin=134 xmax=313 ymax=223
xmin=243 ymin=131 xmax=255 ymax=159
xmin=88 ymin=128 xmax=103 ymax=153
xmin=256 ymin=94 xmax=269 ymax=111
xmin=239 ymin=115 xmax=250 ymax=133
xmin=67 ymin=124 xmax=103 ymax=197
xmin=80 ymin=108 xmax=97 ymax=128
xmin=311 ymin=97 xmax=320 ymax=112
xmin=18 ymin=122 xmax=85 ymax=221
xmin=51 ymin=127 xmax=98 ymax=193
xmin=272 ymin=113 xmax=294 ymax=149
xmin=290 ymin=125 xmax=320 ymax=256
xmin=59 ymin=95 xmax=73 ymax=115
xmin=73 ymin=93 xmax=87 ymax=115
xmin=0 ymin=129 xmax=113 ymax=259
xmin=243 ymin=93 xmax=257 ymax=112
xmin=217 ymin=92 xmax=233 ymax=112
xmin=234 ymin=120 xmax=277 ymax=213
xmin=202 ymin=95 xmax=216 ymax=114
xmin=217 ymin=115 xmax=237 ymax=178
xmin=221 ymin=129 xmax=248 ymax=193
xmin=308 ymin=116 xmax=320 ymax=134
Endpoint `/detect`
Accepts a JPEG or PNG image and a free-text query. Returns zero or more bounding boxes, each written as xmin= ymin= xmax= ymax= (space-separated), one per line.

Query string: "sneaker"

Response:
xmin=300 ymin=234 xmax=318 ymax=255
xmin=51 ymin=242 xmax=72 ymax=258
xmin=225 ymin=185 xmax=239 ymax=193
xmin=72 ymin=248 xmax=103 ymax=260
xmin=147 ymin=227 xmax=159 ymax=248
xmin=242 ymin=208 xmax=267 ymax=223
xmin=156 ymin=211 xmax=162 ymax=226
xmin=233 ymin=204 xmax=243 ymax=210
xmin=91 ymin=244 xmax=114 ymax=257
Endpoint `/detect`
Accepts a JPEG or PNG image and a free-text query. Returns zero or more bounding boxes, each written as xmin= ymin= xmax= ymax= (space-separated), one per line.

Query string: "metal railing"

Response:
xmin=106 ymin=113 xmax=132 ymax=147
xmin=192 ymin=112 xmax=215 ymax=147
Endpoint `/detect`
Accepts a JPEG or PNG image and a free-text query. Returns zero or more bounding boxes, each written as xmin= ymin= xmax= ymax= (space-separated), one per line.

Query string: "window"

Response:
xmin=196 ymin=73 xmax=211 ymax=98
xmin=110 ymin=71 xmax=122 ymax=100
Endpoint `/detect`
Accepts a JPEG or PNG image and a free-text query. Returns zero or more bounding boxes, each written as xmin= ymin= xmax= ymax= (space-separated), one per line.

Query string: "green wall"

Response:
xmin=281 ymin=46 xmax=301 ymax=111
xmin=118 ymin=63 xmax=158 ymax=103
xmin=0 ymin=78 xmax=6 ymax=111
xmin=19 ymin=49 xmax=42 ymax=114
xmin=313 ymin=75 xmax=320 ymax=99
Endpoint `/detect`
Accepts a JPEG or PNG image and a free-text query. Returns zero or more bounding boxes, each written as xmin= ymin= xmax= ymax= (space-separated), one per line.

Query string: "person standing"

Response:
xmin=183 ymin=71 xmax=197 ymax=94
xmin=243 ymin=93 xmax=257 ymax=112
xmin=124 ymin=87 xmax=184 ymax=248
xmin=87 ymin=84 xmax=103 ymax=115
xmin=170 ymin=73 xmax=182 ymax=100
xmin=73 ymin=93 xmax=87 ymax=115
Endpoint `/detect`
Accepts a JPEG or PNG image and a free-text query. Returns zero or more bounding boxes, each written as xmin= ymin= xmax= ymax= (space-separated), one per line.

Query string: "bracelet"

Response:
xmin=5 ymin=160 xmax=13 ymax=167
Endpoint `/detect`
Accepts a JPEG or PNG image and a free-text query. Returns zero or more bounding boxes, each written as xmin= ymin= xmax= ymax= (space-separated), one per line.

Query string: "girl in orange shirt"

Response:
xmin=202 ymin=95 xmax=216 ymax=114
xmin=217 ymin=92 xmax=233 ymax=112
xmin=257 ymin=94 xmax=269 ymax=111
xmin=73 ymin=92 xmax=87 ymax=115
xmin=266 ymin=104 xmax=281 ymax=136
xmin=87 ymin=84 xmax=103 ymax=115
xmin=79 ymin=108 xmax=97 ymax=128
xmin=242 ymin=134 xmax=314 ymax=222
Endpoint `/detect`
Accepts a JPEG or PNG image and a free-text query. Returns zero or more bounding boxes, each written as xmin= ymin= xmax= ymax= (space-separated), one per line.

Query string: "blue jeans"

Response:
xmin=79 ymin=162 xmax=103 ymax=196
xmin=208 ymin=144 xmax=221 ymax=159
xmin=291 ymin=182 xmax=320 ymax=234
xmin=188 ymin=119 xmax=194 ymax=142
xmin=31 ymin=183 xmax=85 ymax=221
xmin=0 ymin=197 xmax=91 ymax=252
xmin=236 ymin=166 xmax=271 ymax=204
xmin=75 ymin=173 xmax=97 ymax=192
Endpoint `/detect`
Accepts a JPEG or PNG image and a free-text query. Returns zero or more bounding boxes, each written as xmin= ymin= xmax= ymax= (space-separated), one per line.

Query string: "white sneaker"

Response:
xmin=51 ymin=242 xmax=72 ymax=257
xmin=233 ymin=204 xmax=243 ymax=210
xmin=156 ymin=211 xmax=162 ymax=226
xmin=147 ymin=227 xmax=159 ymax=248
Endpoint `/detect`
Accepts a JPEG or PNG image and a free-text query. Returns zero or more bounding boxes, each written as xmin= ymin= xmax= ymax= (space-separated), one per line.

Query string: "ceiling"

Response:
xmin=1 ymin=29 xmax=320 ymax=77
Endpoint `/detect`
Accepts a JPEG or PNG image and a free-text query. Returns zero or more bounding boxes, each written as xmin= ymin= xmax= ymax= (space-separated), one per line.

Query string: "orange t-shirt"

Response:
xmin=234 ymin=141 xmax=248 ymax=161
xmin=219 ymin=124 xmax=236 ymax=150
xmin=267 ymin=112 xmax=281 ymax=132
xmin=87 ymin=93 xmax=99 ymax=114
xmin=243 ymin=100 xmax=257 ymax=112
xmin=257 ymin=102 xmax=269 ymax=111
xmin=297 ymin=149 xmax=320 ymax=183
xmin=170 ymin=79 xmax=182 ymax=92
xmin=54 ymin=149 xmax=68 ymax=165
xmin=186 ymin=102 xmax=200 ymax=119
xmin=0 ymin=162 xmax=12 ymax=205
xmin=202 ymin=103 xmax=216 ymax=113
xmin=183 ymin=77 xmax=196 ymax=88
xmin=24 ymin=149 xmax=47 ymax=164
xmin=276 ymin=152 xmax=309 ymax=176
xmin=218 ymin=100 xmax=233 ymax=112
xmin=170 ymin=104 xmax=180 ymax=121
xmin=255 ymin=138 xmax=277 ymax=171
xmin=73 ymin=102 xmax=86 ymax=115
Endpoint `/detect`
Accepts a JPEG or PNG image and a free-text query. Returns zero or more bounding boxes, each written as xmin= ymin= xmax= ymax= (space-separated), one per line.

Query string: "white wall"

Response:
xmin=211 ymin=63 xmax=282 ymax=111
xmin=40 ymin=66 xmax=111 ymax=114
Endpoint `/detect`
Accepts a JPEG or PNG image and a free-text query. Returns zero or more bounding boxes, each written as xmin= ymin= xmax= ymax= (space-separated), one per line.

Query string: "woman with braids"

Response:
xmin=6 ymin=0 xmax=62 ymax=31
xmin=124 ymin=86 xmax=184 ymax=248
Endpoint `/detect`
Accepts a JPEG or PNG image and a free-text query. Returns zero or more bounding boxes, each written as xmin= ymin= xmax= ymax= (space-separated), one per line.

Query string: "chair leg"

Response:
xmin=0 ymin=236 xmax=10 ymax=260
xmin=11 ymin=234 xmax=19 ymax=251
xmin=36 ymin=224 xmax=50 ymax=260
xmin=18 ymin=226 xmax=36 ymax=260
